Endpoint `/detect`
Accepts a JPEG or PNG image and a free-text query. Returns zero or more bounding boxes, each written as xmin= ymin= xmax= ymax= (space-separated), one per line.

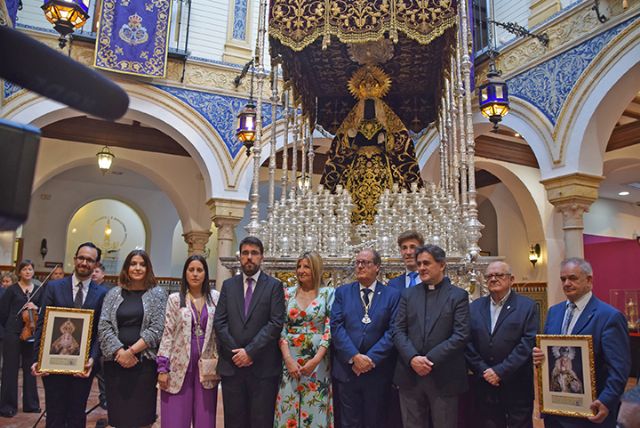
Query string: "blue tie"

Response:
xmin=408 ymin=271 xmax=419 ymax=288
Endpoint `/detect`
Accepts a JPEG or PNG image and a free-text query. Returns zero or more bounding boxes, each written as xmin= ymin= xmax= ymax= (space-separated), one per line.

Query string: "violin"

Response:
xmin=17 ymin=264 xmax=60 ymax=342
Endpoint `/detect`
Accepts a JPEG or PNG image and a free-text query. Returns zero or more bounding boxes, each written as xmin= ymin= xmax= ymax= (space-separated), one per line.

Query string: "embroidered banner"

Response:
xmin=94 ymin=0 xmax=171 ymax=78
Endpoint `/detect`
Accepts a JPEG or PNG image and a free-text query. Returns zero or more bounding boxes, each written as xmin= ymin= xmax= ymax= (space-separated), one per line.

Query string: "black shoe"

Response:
xmin=100 ymin=400 xmax=108 ymax=410
xmin=24 ymin=407 xmax=42 ymax=413
xmin=0 ymin=408 xmax=16 ymax=417
xmin=95 ymin=417 xmax=108 ymax=428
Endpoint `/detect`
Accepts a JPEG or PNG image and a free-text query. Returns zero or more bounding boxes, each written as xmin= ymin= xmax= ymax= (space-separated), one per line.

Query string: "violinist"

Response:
xmin=0 ymin=259 xmax=42 ymax=418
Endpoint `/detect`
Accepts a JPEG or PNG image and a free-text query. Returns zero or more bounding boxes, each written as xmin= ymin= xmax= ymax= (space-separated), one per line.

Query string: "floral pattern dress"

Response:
xmin=275 ymin=285 xmax=335 ymax=428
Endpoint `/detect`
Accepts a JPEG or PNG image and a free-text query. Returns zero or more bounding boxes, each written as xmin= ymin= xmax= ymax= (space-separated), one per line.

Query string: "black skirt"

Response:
xmin=104 ymin=359 xmax=157 ymax=427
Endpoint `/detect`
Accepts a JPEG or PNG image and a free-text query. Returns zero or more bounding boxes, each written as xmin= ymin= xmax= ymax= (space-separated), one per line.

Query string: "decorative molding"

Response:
xmin=223 ymin=0 xmax=253 ymax=65
xmin=232 ymin=0 xmax=248 ymax=40
xmin=541 ymin=173 xmax=604 ymax=206
xmin=155 ymin=84 xmax=284 ymax=158
xmin=529 ymin=0 xmax=562 ymax=28
xmin=183 ymin=230 xmax=213 ymax=255
xmin=207 ymin=198 xmax=248 ymax=224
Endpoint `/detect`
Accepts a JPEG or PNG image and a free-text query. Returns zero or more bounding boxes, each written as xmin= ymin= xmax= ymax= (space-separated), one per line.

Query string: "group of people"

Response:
xmin=0 ymin=230 xmax=634 ymax=428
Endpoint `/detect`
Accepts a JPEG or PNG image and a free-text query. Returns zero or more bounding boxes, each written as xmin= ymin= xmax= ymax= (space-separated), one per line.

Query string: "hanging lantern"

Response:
xmin=96 ymin=146 xmax=115 ymax=173
xmin=42 ymin=0 xmax=90 ymax=48
xmin=236 ymin=101 xmax=257 ymax=156
xmin=478 ymin=59 xmax=509 ymax=131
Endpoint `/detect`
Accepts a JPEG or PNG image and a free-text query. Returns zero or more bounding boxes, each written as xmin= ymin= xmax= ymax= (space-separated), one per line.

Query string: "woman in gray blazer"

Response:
xmin=98 ymin=250 xmax=167 ymax=428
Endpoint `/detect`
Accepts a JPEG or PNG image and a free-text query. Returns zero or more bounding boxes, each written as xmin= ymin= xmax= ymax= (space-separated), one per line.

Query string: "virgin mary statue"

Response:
xmin=320 ymin=65 xmax=423 ymax=224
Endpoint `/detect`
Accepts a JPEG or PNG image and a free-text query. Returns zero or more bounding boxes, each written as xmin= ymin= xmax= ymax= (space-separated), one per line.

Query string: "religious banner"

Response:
xmin=94 ymin=0 xmax=172 ymax=78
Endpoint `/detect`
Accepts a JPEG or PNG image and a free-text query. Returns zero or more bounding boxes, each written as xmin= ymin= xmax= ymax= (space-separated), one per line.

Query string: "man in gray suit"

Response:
xmin=213 ymin=236 xmax=285 ymax=428
xmin=392 ymin=244 xmax=470 ymax=428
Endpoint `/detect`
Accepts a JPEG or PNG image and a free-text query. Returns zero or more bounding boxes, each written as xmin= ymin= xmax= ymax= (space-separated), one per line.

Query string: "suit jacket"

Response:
xmin=465 ymin=291 xmax=539 ymax=403
xmin=543 ymin=295 xmax=630 ymax=428
xmin=387 ymin=273 xmax=408 ymax=293
xmin=157 ymin=290 xmax=220 ymax=393
xmin=392 ymin=277 xmax=470 ymax=395
xmin=330 ymin=281 xmax=400 ymax=382
xmin=33 ymin=277 xmax=107 ymax=364
xmin=213 ymin=271 xmax=285 ymax=378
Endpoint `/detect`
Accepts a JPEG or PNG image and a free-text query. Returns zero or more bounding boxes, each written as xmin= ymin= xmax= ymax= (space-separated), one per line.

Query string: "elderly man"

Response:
xmin=533 ymin=258 xmax=630 ymax=428
xmin=466 ymin=261 xmax=539 ymax=428
xmin=392 ymin=244 xmax=470 ymax=428
xmin=331 ymin=249 xmax=400 ymax=428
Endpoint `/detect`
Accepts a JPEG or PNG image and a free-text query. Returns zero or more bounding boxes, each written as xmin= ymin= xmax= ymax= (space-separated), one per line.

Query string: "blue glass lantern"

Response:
xmin=236 ymin=101 xmax=257 ymax=156
xmin=478 ymin=59 xmax=509 ymax=131
xmin=42 ymin=0 xmax=90 ymax=48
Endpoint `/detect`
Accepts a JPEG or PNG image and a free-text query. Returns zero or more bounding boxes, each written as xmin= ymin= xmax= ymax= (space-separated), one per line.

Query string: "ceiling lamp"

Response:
xmin=42 ymin=0 xmax=90 ymax=48
xmin=96 ymin=146 xmax=115 ymax=173
xmin=478 ymin=58 xmax=509 ymax=132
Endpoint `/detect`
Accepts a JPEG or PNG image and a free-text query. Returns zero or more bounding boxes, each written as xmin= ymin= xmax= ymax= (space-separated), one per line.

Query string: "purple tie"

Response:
xmin=244 ymin=277 xmax=254 ymax=316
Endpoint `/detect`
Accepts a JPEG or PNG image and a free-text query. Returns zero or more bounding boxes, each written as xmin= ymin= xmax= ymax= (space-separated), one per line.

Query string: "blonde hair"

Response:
xmin=297 ymin=251 xmax=324 ymax=290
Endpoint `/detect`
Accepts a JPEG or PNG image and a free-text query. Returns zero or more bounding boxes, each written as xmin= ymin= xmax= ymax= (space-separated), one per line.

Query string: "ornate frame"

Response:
xmin=536 ymin=334 xmax=597 ymax=419
xmin=37 ymin=306 xmax=94 ymax=374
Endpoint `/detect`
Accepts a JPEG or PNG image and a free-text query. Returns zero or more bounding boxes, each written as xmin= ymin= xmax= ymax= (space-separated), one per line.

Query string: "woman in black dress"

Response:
xmin=0 ymin=260 xmax=42 ymax=417
xmin=98 ymin=250 xmax=167 ymax=427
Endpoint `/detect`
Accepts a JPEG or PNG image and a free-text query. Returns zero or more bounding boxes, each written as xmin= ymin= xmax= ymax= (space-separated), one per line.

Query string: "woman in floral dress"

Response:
xmin=275 ymin=251 xmax=335 ymax=428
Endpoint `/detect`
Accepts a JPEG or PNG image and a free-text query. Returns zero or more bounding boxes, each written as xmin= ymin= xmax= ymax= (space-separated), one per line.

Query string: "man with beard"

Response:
xmin=214 ymin=236 xmax=285 ymax=428
xmin=32 ymin=242 xmax=108 ymax=428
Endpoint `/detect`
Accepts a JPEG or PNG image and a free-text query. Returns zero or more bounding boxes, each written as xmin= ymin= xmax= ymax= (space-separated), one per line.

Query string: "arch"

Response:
xmin=553 ymin=19 xmax=640 ymax=176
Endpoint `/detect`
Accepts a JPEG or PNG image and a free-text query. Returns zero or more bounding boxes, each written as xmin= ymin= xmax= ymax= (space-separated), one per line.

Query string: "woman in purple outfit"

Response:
xmin=157 ymin=255 xmax=220 ymax=427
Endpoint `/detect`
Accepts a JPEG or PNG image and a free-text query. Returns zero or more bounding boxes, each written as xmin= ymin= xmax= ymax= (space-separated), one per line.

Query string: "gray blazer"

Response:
xmin=98 ymin=286 xmax=168 ymax=361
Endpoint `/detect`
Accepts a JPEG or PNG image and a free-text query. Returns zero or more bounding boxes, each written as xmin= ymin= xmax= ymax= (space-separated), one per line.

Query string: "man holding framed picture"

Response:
xmin=32 ymin=242 xmax=108 ymax=428
xmin=533 ymin=258 xmax=630 ymax=428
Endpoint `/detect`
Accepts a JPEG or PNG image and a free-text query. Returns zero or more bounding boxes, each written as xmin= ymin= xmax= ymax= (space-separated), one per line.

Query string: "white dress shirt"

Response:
xmin=71 ymin=273 xmax=91 ymax=306
xmin=490 ymin=290 xmax=511 ymax=334
xmin=242 ymin=271 xmax=261 ymax=297
xmin=565 ymin=291 xmax=592 ymax=334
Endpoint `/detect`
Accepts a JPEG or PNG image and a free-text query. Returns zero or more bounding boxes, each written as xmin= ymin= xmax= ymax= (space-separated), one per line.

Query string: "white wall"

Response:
xmin=584 ymin=197 xmax=640 ymax=239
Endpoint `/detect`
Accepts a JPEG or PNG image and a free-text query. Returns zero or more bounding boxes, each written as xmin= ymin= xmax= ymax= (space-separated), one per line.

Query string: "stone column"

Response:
xmin=208 ymin=198 xmax=248 ymax=289
xmin=541 ymin=173 xmax=603 ymax=259
xmin=183 ymin=230 xmax=213 ymax=256
xmin=529 ymin=0 xmax=561 ymax=28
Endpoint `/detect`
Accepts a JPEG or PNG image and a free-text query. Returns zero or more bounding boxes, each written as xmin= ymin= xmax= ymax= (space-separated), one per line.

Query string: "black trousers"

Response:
xmin=221 ymin=371 xmax=279 ymax=428
xmin=337 ymin=373 xmax=391 ymax=428
xmin=42 ymin=373 xmax=94 ymax=428
xmin=475 ymin=399 xmax=533 ymax=428
xmin=0 ymin=334 xmax=39 ymax=414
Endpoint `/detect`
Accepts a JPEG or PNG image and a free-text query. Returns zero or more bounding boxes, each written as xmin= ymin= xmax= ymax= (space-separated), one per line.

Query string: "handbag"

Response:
xmin=191 ymin=299 xmax=220 ymax=384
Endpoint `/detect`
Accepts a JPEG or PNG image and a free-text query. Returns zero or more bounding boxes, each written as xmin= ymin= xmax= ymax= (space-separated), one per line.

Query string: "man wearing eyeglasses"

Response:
xmin=465 ymin=261 xmax=539 ymax=428
xmin=32 ymin=242 xmax=108 ymax=428
xmin=331 ymin=249 xmax=401 ymax=427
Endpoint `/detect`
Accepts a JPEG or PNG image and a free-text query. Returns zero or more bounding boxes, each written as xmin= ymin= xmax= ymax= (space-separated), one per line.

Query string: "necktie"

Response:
xmin=74 ymin=283 xmax=84 ymax=309
xmin=408 ymin=271 xmax=419 ymax=288
xmin=244 ymin=278 xmax=254 ymax=316
xmin=561 ymin=302 xmax=577 ymax=334
xmin=362 ymin=288 xmax=372 ymax=306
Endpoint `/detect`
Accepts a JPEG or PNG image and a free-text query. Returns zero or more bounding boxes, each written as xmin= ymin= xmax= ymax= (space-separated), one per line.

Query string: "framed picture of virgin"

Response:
xmin=536 ymin=334 xmax=597 ymax=418
xmin=36 ymin=306 xmax=94 ymax=374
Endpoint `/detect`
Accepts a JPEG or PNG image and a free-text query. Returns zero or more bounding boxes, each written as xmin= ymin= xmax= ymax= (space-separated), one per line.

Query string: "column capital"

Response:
xmin=183 ymin=230 xmax=212 ymax=256
xmin=207 ymin=198 xmax=247 ymax=227
xmin=541 ymin=173 xmax=603 ymax=207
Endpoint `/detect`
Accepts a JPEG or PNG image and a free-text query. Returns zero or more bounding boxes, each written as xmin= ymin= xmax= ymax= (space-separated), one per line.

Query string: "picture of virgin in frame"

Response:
xmin=37 ymin=306 xmax=94 ymax=374
xmin=536 ymin=334 xmax=596 ymax=418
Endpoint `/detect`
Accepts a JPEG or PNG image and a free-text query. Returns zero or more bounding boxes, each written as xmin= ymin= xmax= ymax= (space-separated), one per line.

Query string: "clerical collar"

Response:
xmin=424 ymin=278 xmax=445 ymax=291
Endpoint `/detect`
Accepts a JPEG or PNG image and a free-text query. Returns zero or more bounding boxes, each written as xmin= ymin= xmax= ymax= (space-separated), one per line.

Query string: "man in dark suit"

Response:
xmin=331 ymin=248 xmax=400 ymax=428
xmin=213 ymin=236 xmax=285 ymax=428
xmin=387 ymin=230 xmax=423 ymax=293
xmin=466 ymin=261 xmax=539 ymax=428
xmin=392 ymin=244 xmax=470 ymax=428
xmin=533 ymin=258 xmax=630 ymax=428
xmin=32 ymin=242 xmax=108 ymax=428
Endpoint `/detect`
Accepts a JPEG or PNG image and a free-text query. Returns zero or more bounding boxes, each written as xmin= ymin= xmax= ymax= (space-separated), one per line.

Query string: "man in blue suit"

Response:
xmin=387 ymin=230 xmax=423 ymax=293
xmin=392 ymin=244 xmax=470 ymax=428
xmin=331 ymin=248 xmax=400 ymax=428
xmin=32 ymin=242 xmax=108 ymax=428
xmin=533 ymin=258 xmax=630 ymax=428
xmin=466 ymin=261 xmax=539 ymax=428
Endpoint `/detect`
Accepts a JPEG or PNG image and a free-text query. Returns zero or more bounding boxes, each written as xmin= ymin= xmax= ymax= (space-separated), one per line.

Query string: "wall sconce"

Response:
xmin=529 ymin=243 xmax=541 ymax=267
xmin=96 ymin=146 xmax=115 ymax=173
xmin=234 ymin=59 xmax=257 ymax=156
xmin=40 ymin=238 xmax=48 ymax=259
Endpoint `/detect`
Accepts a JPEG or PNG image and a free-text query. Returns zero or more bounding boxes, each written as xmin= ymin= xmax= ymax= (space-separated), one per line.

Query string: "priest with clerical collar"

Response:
xmin=392 ymin=244 xmax=471 ymax=428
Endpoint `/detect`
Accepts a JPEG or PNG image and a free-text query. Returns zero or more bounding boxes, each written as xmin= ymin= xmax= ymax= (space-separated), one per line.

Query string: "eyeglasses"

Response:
xmin=486 ymin=273 xmax=510 ymax=280
xmin=75 ymin=256 xmax=97 ymax=264
xmin=355 ymin=260 xmax=374 ymax=267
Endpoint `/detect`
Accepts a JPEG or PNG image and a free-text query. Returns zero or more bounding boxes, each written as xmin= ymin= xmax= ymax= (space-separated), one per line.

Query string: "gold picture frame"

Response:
xmin=536 ymin=334 xmax=597 ymax=418
xmin=37 ymin=306 xmax=94 ymax=374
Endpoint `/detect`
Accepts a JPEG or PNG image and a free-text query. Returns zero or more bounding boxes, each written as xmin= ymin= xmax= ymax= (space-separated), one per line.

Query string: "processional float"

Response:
xmin=224 ymin=0 xmax=488 ymax=296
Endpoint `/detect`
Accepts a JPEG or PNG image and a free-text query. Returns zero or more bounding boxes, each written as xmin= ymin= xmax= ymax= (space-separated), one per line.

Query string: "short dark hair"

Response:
xmin=397 ymin=230 xmax=424 ymax=247
xmin=359 ymin=248 xmax=382 ymax=267
xmin=119 ymin=249 xmax=157 ymax=290
xmin=94 ymin=262 xmax=106 ymax=272
xmin=180 ymin=255 xmax=212 ymax=305
xmin=17 ymin=259 xmax=35 ymax=275
xmin=239 ymin=236 xmax=264 ymax=255
xmin=415 ymin=244 xmax=446 ymax=263
xmin=75 ymin=242 xmax=102 ymax=262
